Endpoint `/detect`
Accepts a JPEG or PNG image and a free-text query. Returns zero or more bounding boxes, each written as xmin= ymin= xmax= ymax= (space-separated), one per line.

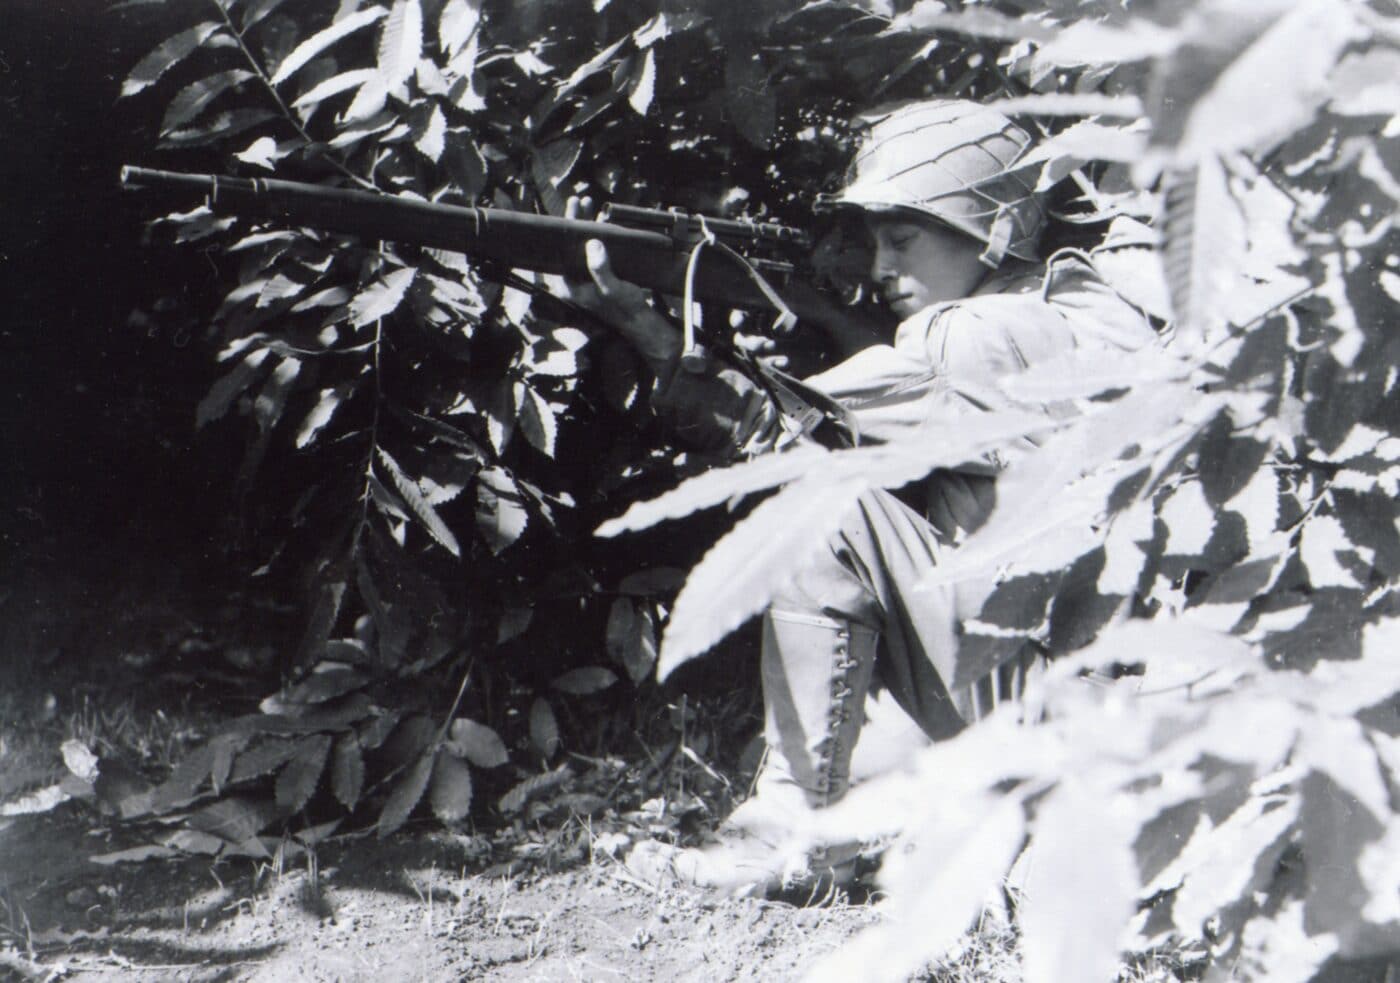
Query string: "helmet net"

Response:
xmin=821 ymin=100 xmax=1046 ymax=267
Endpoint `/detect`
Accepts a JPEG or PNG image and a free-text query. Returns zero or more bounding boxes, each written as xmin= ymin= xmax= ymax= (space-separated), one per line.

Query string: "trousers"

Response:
xmin=770 ymin=487 xmax=1040 ymax=747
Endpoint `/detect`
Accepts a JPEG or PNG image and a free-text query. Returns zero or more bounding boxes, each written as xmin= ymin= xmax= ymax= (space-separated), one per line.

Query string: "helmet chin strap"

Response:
xmin=978 ymin=207 xmax=1015 ymax=268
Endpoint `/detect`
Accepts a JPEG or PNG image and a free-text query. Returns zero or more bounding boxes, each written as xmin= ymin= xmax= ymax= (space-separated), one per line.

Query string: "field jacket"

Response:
xmin=653 ymin=248 xmax=1161 ymax=539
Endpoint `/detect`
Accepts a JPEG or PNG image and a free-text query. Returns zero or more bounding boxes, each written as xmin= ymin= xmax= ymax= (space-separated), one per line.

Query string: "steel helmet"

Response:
xmin=819 ymin=99 xmax=1046 ymax=267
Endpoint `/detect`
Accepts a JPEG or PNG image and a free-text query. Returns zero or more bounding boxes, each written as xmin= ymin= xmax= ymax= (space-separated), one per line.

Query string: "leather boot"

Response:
xmin=626 ymin=609 xmax=878 ymax=896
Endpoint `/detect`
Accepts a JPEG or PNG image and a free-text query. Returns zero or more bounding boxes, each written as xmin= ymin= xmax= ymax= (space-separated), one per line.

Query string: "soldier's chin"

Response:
xmin=887 ymin=296 xmax=919 ymax=318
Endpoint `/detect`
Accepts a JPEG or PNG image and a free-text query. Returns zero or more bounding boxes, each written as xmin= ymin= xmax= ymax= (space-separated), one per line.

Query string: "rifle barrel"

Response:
xmin=118 ymin=166 xmax=816 ymax=315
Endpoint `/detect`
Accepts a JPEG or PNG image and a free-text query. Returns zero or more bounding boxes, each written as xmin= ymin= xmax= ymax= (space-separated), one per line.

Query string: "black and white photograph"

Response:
xmin=2 ymin=0 xmax=1396 ymax=980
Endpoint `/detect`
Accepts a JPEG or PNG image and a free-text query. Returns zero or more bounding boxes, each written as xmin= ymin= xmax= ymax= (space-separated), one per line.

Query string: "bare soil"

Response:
xmin=0 ymin=804 xmax=878 ymax=982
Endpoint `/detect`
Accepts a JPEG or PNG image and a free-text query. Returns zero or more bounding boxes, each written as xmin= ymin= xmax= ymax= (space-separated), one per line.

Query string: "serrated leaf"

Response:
xmin=252 ymin=356 xmax=302 ymax=434
xmin=626 ymin=47 xmax=656 ymax=116
xmin=1299 ymin=515 xmax=1361 ymax=589
xmin=1159 ymin=0 xmax=1365 ymax=163
xmin=351 ymin=268 xmax=416 ymax=327
xmin=122 ymin=22 xmax=223 ymax=98
xmin=1160 ymin=480 xmax=1216 ymax=557
xmin=162 ymin=108 xmax=279 ymax=148
xmin=229 ymin=738 xmax=302 ymax=784
xmin=498 ymin=765 xmax=571 ymax=814
xmin=725 ymin=49 xmax=775 ymax=149
xmin=529 ymin=698 xmax=560 ymax=759
xmin=378 ymin=0 xmax=423 ymax=89
xmin=234 ymin=136 xmax=281 ymax=171
xmin=297 ymin=384 xmax=351 ymax=449
xmin=274 ymin=735 xmax=331 ymax=813
xmin=187 ymin=797 xmax=279 ymax=844
xmin=446 ymin=718 xmax=508 ymax=768
xmin=517 ymin=385 xmax=558 ymax=457
xmin=985 ymin=93 xmax=1145 ymax=118
xmin=438 ymin=0 xmax=481 ymax=57
xmin=149 ymin=743 xmax=215 ymax=812
xmin=340 ymin=73 xmax=391 ymax=124
xmin=1171 ymin=793 xmax=1299 ymax=934
xmin=270 ymin=7 xmax=389 ymax=86
xmin=1333 ymin=488 xmax=1400 ymax=577
xmin=415 ymin=103 xmax=447 ymax=162
xmin=1161 ymin=157 xmax=1246 ymax=345
xmin=291 ymin=69 xmax=378 ymax=112
xmin=476 ymin=466 xmax=528 ymax=554
xmin=1020 ymin=782 xmax=1137 ymax=983
xmin=330 ymin=733 xmax=364 ymax=810
xmin=197 ymin=348 xmax=270 ymax=428
xmin=660 ymin=477 xmax=869 ymax=679
xmin=241 ymin=0 xmax=293 ymax=31
xmin=1197 ymin=412 xmax=1271 ymax=507
xmin=552 ymin=667 xmax=618 ymax=695
xmin=377 ymin=750 xmax=434 ymax=837
xmin=161 ymin=69 xmax=254 ymax=134
xmin=429 ymin=751 xmax=474 ymax=822
xmin=890 ymin=3 xmax=1051 ymax=41
xmin=377 ymin=448 xmax=460 ymax=557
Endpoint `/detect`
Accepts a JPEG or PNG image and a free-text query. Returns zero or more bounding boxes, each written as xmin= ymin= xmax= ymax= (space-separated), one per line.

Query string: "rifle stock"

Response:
xmin=119 ymin=166 xmax=847 ymax=325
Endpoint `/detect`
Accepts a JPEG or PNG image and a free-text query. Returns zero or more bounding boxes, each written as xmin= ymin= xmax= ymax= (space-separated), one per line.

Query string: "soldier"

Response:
xmin=568 ymin=98 xmax=1159 ymax=895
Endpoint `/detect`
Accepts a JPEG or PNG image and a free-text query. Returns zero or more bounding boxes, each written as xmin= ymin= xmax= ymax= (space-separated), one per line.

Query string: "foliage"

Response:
xmin=595 ymin=0 xmax=1400 ymax=979
xmin=112 ymin=0 xmax=1050 ymax=846
xmin=114 ymin=0 xmax=1399 ymax=977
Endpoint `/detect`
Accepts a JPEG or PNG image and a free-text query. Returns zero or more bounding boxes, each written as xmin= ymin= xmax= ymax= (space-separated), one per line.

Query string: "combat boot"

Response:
xmin=627 ymin=609 xmax=879 ymax=896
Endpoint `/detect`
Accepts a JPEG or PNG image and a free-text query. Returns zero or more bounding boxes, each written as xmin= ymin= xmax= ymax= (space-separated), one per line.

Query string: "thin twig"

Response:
xmin=206 ymin=0 xmax=376 ymax=191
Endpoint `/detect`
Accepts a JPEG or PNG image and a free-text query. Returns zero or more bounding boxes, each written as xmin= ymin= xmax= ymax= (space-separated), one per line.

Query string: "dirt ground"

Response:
xmin=0 ymin=804 xmax=881 ymax=982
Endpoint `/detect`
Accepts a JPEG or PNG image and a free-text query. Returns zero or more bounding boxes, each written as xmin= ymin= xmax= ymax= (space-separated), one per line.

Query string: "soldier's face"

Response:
xmin=866 ymin=216 xmax=987 ymax=319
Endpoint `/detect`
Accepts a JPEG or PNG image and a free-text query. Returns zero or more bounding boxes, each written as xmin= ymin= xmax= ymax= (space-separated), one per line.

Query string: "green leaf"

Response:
xmin=122 ymin=22 xmax=223 ymax=98
xmin=351 ymin=267 xmax=416 ymax=327
xmin=529 ymin=698 xmax=560 ymax=759
xmin=197 ymin=348 xmax=271 ymax=428
xmin=377 ymin=448 xmax=461 ymax=557
xmin=241 ymin=0 xmax=293 ymax=31
xmin=252 ymin=356 xmax=302 ymax=434
xmin=188 ymin=797 xmax=280 ymax=844
xmin=1152 ymin=0 xmax=1366 ymax=163
xmin=626 ymin=48 xmax=656 ymax=116
xmin=596 ymin=445 xmax=832 ymax=537
xmin=291 ymin=69 xmax=378 ymax=113
xmin=429 ymin=750 xmax=473 ymax=822
xmin=985 ymin=93 xmax=1145 ymax=118
xmin=552 ymin=667 xmax=618 ymax=695
xmin=378 ymin=0 xmax=423 ymax=89
xmin=659 ymin=477 xmax=869 ymax=680
xmin=889 ymin=3 xmax=1052 ymax=42
xmin=229 ymin=738 xmax=302 ymax=784
xmin=475 ymin=467 xmax=528 ymax=554
xmin=1298 ymin=770 xmax=1387 ymax=954
xmin=414 ymin=104 xmax=447 ymax=163
xmin=377 ymin=750 xmax=434 ymax=837
xmin=150 ymin=743 xmax=216 ymax=812
xmin=1333 ymin=488 xmax=1400 ymax=577
xmin=1299 ymin=515 xmax=1361 ymax=590
xmin=446 ymin=718 xmax=509 ymax=768
xmin=296 ymin=384 xmax=353 ymax=449
xmin=274 ymin=735 xmax=332 ymax=813
xmin=1161 ymin=157 xmax=1247 ymax=344
xmin=1171 ymin=794 xmax=1298 ymax=936
xmin=161 ymin=69 xmax=255 ymax=134
xmin=1198 ymin=412 xmax=1271 ymax=507
xmin=517 ymin=385 xmax=557 ymax=458
xmin=607 ymin=597 xmax=658 ymax=684
xmin=330 ymin=733 xmax=364 ymax=810
xmin=724 ymin=48 xmax=775 ymax=149
xmin=1046 ymin=548 xmax=1121 ymax=653
xmin=1020 ymin=782 xmax=1137 ymax=983
xmin=438 ymin=0 xmax=481 ymax=58
xmin=162 ymin=108 xmax=279 ymax=148
xmin=270 ymin=7 xmax=389 ymax=86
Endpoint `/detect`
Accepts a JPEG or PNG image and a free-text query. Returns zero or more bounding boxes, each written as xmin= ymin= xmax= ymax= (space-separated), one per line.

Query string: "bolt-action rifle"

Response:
xmin=119 ymin=165 xmax=866 ymax=444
